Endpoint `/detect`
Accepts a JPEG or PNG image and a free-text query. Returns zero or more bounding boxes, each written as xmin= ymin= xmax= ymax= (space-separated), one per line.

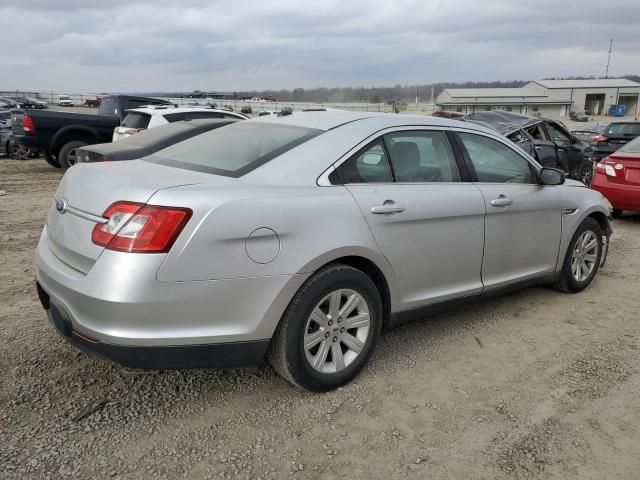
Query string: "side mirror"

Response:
xmin=540 ymin=167 xmax=565 ymax=185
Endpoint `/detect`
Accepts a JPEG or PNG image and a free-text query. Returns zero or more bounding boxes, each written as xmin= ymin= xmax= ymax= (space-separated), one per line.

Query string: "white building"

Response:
xmin=436 ymin=78 xmax=640 ymax=117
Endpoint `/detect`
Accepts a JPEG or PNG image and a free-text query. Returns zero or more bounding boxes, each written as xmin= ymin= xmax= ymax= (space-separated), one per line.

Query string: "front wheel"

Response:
xmin=554 ymin=217 xmax=603 ymax=293
xmin=268 ymin=264 xmax=382 ymax=392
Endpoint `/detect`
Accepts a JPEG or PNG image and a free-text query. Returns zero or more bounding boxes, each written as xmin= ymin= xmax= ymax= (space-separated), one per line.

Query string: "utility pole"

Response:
xmin=605 ymin=39 xmax=613 ymax=78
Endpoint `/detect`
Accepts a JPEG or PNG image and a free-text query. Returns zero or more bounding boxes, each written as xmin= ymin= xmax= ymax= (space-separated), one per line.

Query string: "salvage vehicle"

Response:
xmin=36 ymin=111 xmax=612 ymax=392
xmin=113 ymin=106 xmax=247 ymax=141
xmin=10 ymin=96 xmax=48 ymax=109
xmin=465 ymin=111 xmax=595 ymax=185
xmin=84 ymin=98 xmax=102 ymax=108
xmin=569 ymin=110 xmax=588 ymax=122
xmin=592 ymin=135 xmax=640 ymax=217
xmin=572 ymin=123 xmax=608 ymax=146
xmin=0 ymin=111 xmax=12 ymax=156
xmin=0 ymin=97 xmax=19 ymax=108
xmin=77 ymin=118 xmax=238 ymax=163
xmin=593 ymin=121 xmax=640 ymax=161
xmin=10 ymin=95 xmax=174 ymax=169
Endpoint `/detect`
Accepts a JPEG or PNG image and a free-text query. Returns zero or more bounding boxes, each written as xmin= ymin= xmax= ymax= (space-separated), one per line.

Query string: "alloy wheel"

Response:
xmin=571 ymin=230 xmax=599 ymax=282
xmin=303 ymin=289 xmax=371 ymax=374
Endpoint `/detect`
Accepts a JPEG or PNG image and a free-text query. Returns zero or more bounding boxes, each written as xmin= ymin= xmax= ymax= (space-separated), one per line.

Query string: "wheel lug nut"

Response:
xmin=328 ymin=320 xmax=333 ymax=326
xmin=333 ymin=336 xmax=338 ymax=342
xmin=337 ymin=317 xmax=342 ymax=323
xmin=325 ymin=332 xmax=330 ymax=338
xmin=340 ymin=327 xmax=345 ymax=333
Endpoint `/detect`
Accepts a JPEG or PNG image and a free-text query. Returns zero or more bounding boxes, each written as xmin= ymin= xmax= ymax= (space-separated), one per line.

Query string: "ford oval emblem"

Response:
xmin=55 ymin=198 xmax=68 ymax=214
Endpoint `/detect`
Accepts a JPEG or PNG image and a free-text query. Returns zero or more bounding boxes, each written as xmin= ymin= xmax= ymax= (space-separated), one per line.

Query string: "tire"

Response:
xmin=58 ymin=140 xmax=87 ymax=170
xmin=43 ymin=151 xmax=61 ymax=168
xmin=611 ymin=209 xmax=623 ymax=218
xmin=268 ymin=263 xmax=383 ymax=392
xmin=553 ymin=217 xmax=603 ymax=293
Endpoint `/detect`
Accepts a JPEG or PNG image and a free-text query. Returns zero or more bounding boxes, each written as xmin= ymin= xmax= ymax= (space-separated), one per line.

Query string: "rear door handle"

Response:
xmin=371 ymin=203 xmax=405 ymax=214
xmin=490 ymin=196 xmax=513 ymax=207
xmin=557 ymin=148 xmax=565 ymax=152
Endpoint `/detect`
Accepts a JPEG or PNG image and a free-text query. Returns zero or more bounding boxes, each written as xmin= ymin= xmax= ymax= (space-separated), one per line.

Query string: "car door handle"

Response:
xmin=371 ymin=204 xmax=405 ymax=214
xmin=490 ymin=196 xmax=513 ymax=207
xmin=557 ymin=148 xmax=565 ymax=152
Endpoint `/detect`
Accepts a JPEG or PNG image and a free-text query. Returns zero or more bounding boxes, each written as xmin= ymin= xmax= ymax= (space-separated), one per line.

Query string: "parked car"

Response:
xmin=57 ymin=95 xmax=74 ymax=107
xmin=593 ymin=121 xmax=640 ymax=161
xmin=0 ymin=111 xmax=12 ymax=157
xmin=572 ymin=123 xmax=608 ymax=146
xmin=10 ymin=96 xmax=48 ymax=109
xmin=36 ymin=111 xmax=612 ymax=392
xmin=569 ymin=110 xmax=589 ymax=122
xmin=465 ymin=111 xmax=595 ymax=185
xmin=112 ymin=106 xmax=248 ymax=141
xmin=592 ymin=135 xmax=640 ymax=217
xmin=0 ymin=97 xmax=19 ymax=108
xmin=77 ymin=118 xmax=238 ymax=163
xmin=10 ymin=95 xmax=174 ymax=169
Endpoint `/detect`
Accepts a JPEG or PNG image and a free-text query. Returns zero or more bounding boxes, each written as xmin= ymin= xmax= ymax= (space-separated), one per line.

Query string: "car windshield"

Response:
xmin=619 ymin=136 xmax=640 ymax=154
xmin=147 ymin=122 xmax=322 ymax=177
xmin=60 ymin=96 xmax=70 ymax=100
xmin=606 ymin=123 xmax=640 ymax=136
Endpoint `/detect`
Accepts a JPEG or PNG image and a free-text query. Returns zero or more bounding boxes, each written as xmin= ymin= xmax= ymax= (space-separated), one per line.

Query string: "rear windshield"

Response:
xmin=606 ymin=123 xmax=640 ymax=136
xmin=121 ymin=112 xmax=151 ymax=129
xmin=619 ymin=136 xmax=640 ymax=154
xmin=98 ymin=97 xmax=118 ymax=116
xmin=147 ymin=122 xmax=322 ymax=177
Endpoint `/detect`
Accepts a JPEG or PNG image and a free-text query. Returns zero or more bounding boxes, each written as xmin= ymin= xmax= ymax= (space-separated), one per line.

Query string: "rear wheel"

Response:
xmin=268 ymin=264 xmax=382 ymax=392
xmin=43 ymin=151 xmax=61 ymax=168
xmin=553 ymin=217 xmax=602 ymax=293
xmin=58 ymin=140 xmax=87 ymax=169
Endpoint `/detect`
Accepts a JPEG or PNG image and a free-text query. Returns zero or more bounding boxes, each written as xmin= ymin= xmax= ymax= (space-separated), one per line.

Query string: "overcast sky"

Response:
xmin=2 ymin=0 xmax=639 ymax=93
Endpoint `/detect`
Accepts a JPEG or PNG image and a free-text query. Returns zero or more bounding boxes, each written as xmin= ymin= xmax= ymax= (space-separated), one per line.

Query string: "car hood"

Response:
xmin=464 ymin=111 xmax=539 ymax=135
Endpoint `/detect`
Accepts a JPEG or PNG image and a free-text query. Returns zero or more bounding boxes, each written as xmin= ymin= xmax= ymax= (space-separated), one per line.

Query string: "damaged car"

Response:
xmin=464 ymin=111 xmax=595 ymax=185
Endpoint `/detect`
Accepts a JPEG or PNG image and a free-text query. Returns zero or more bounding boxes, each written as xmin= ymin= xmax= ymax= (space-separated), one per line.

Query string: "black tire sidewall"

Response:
xmin=43 ymin=151 xmax=61 ymax=168
xmin=58 ymin=141 xmax=87 ymax=170
xmin=283 ymin=266 xmax=382 ymax=392
xmin=560 ymin=218 xmax=603 ymax=292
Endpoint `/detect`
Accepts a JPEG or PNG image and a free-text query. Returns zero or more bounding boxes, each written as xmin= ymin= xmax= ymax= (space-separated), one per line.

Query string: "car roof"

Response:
xmin=250 ymin=110 xmax=495 ymax=133
xmin=125 ymin=106 xmax=246 ymax=117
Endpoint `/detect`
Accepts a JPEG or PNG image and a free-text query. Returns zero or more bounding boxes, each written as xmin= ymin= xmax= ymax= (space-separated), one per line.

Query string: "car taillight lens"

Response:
xmin=594 ymin=135 xmax=608 ymax=143
xmin=124 ymin=128 xmax=142 ymax=135
xmin=595 ymin=158 xmax=618 ymax=177
xmin=22 ymin=115 xmax=36 ymax=133
xmin=91 ymin=201 xmax=192 ymax=253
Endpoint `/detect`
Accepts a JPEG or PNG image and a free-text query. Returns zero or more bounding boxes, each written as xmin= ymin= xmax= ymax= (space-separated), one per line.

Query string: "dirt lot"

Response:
xmin=1 ymin=158 xmax=639 ymax=479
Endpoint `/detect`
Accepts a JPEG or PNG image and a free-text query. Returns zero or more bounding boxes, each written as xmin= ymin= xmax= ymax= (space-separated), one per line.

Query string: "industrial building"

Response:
xmin=436 ymin=78 xmax=640 ymax=117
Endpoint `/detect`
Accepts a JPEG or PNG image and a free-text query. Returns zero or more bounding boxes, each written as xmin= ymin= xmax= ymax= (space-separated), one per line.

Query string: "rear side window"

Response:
xmin=148 ymin=122 xmax=322 ymax=177
xmin=333 ymin=140 xmax=393 ymax=183
xmin=121 ymin=112 xmax=151 ymax=129
xmin=606 ymin=123 xmax=640 ymax=136
xmin=619 ymin=136 xmax=640 ymax=153
xmin=188 ymin=112 xmax=225 ymax=120
xmin=163 ymin=112 xmax=188 ymax=123
xmin=383 ymin=131 xmax=459 ymax=182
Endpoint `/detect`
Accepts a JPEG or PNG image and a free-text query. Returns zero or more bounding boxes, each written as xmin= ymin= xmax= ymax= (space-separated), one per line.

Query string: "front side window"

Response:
xmin=526 ymin=124 xmax=547 ymax=141
xmin=458 ymin=133 xmax=535 ymax=184
xmin=545 ymin=122 xmax=570 ymax=142
xmin=148 ymin=122 xmax=321 ymax=177
xmin=333 ymin=140 xmax=392 ymax=183
xmin=187 ymin=112 xmax=224 ymax=120
xmin=383 ymin=131 xmax=460 ymax=182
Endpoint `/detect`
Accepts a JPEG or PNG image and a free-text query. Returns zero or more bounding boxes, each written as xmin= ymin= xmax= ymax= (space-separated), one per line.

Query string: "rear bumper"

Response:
xmin=10 ymin=133 xmax=39 ymax=150
xmin=592 ymin=173 xmax=640 ymax=211
xmin=37 ymin=282 xmax=270 ymax=369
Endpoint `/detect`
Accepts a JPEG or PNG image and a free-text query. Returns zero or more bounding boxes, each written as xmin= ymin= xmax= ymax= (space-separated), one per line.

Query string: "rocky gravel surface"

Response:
xmin=1 ymin=159 xmax=639 ymax=479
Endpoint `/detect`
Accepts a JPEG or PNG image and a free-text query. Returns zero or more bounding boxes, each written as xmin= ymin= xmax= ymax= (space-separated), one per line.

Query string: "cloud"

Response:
xmin=1 ymin=0 xmax=638 ymax=92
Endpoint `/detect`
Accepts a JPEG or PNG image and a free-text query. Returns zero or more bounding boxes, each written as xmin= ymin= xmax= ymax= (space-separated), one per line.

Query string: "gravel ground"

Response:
xmin=1 ymin=158 xmax=639 ymax=480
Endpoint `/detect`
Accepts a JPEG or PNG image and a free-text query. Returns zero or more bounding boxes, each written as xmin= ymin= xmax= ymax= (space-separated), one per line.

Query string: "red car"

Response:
xmin=592 ymin=136 xmax=640 ymax=217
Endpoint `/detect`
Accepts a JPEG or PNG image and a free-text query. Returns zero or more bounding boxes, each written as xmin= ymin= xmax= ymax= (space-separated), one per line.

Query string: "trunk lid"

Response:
xmin=45 ymin=160 xmax=228 ymax=273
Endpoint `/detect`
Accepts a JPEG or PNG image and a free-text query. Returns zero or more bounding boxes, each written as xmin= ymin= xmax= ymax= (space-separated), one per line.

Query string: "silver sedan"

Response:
xmin=36 ymin=111 xmax=613 ymax=391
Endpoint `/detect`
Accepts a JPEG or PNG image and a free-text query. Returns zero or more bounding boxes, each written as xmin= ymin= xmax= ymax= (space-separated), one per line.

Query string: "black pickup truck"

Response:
xmin=11 ymin=95 xmax=173 ymax=169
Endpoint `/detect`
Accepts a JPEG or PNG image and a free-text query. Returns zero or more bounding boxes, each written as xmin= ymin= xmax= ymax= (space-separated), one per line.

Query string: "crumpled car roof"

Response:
xmin=464 ymin=111 xmax=539 ymax=135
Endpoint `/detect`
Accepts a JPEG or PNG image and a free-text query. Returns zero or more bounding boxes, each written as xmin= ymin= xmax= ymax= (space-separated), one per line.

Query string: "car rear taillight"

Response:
xmin=595 ymin=157 xmax=622 ymax=177
xmin=22 ymin=114 xmax=36 ymax=133
xmin=124 ymin=128 xmax=142 ymax=135
xmin=91 ymin=201 xmax=192 ymax=253
xmin=594 ymin=135 xmax=608 ymax=144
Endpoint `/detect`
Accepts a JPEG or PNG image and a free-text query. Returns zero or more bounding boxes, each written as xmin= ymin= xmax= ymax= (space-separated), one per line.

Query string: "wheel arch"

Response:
xmin=50 ymin=126 xmax=100 ymax=155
